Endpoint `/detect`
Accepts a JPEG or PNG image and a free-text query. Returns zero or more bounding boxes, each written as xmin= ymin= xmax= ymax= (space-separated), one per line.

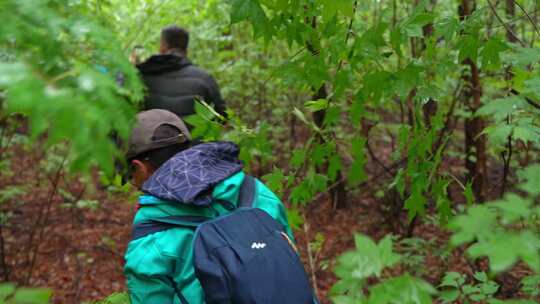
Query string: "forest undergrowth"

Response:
xmin=0 ymin=131 xmax=535 ymax=303
xmin=2 ymin=0 xmax=540 ymax=303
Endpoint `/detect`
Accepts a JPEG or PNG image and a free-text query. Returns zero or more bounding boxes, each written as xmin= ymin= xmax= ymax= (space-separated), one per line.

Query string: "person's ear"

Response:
xmin=159 ymin=39 xmax=167 ymax=54
xmin=132 ymin=159 xmax=148 ymax=175
xmin=131 ymin=159 xmax=152 ymax=187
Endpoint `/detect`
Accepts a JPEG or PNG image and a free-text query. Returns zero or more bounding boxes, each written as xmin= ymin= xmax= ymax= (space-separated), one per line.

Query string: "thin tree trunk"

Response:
xmin=306 ymin=16 xmax=348 ymax=209
xmin=460 ymin=0 xmax=487 ymax=203
xmin=407 ymin=0 xmax=438 ymax=235
xmin=501 ymin=0 xmax=517 ymax=197
xmin=531 ymin=3 xmax=538 ymax=47
xmin=421 ymin=0 xmax=438 ymax=127
xmin=506 ymin=0 xmax=517 ymax=43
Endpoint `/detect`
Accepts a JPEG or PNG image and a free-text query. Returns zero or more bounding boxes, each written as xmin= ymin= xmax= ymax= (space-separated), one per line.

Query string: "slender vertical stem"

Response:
xmin=514 ymin=0 xmax=540 ymax=37
xmin=0 ymin=224 xmax=9 ymax=281
xmin=24 ymin=153 xmax=68 ymax=285
xmin=303 ymin=219 xmax=320 ymax=300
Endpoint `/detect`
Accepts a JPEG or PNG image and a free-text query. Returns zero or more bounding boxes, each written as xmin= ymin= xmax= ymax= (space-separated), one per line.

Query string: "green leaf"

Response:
xmin=289 ymin=181 xmax=311 ymax=204
xmin=467 ymin=232 xmax=540 ymax=273
xmin=13 ymin=288 xmax=52 ymax=304
xmin=318 ymin=0 xmax=354 ymax=21
xmin=350 ymin=91 xmax=366 ymax=124
xmin=285 ymin=207 xmax=304 ymax=231
xmin=504 ymin=46 xmax=540 ymax=67
xmin=348 ymin=137 xmax=366 ymax=185
xmin=477 ymin=96 xmax=525 ymax=121
xmin=311 ymin=143 xmax=327 ymax=167
xmin=480 ymin=281 xmax=499 ymax=296
xmin=524 ymin=77 xmax=540 ymax=99
xmin=290 ymin=148 xmax=306 ymax=169
xmin=230 ymin=0 xmax=272 ymax=38
xmin=435 ymin=17 xmax=460 ymax=42
xmin=361 ymin=70 xmax=392 ymax=103
xmin=521 ymin=274 xmax=540 ymax=297
xmin=492 ymin=193 xmax=532 ymax=224
xmin=517 ymin=164 xmax=540 ymax=196
xmin=513 ymin=125 xmax=540 ymax=144
xmin=0 ymin=283 xmax=15 ymax=301
xmin=306 ymin=170 xmax=328 ymax=194
xmin=358 ymin=22 xmax=389 ymax=54
xmin=458 ymin=35 xmax=480 ymax=63
xmin=390 ymin=28 xmax=404 ymax=57
xmin=0 ymin=185 xmax=27 ymax=204
xmin=323 ymin=106 xmax=341 ymax=127
xmin=462 ymin=284 xmax=481 ymax=295
xmin=439 ymin=272 xmax=464 ymax=288
xmin=403 ymin=12 xmax=434 ymax=38
xmin=262 ymin=168 xmax=286 ymax=195
xmin=473 ymin=271 xmax=488 ymax=283
xmin=449 ymin=205 xmax=496 ymax=246
xmin=368 ymin=274 xmax=435 ymax=304
xmin=292 ymin=107 xmax=310 ymax=126
xmin=481 ymin=37 xmax=509 ymax=70
xmin=489 ymin=300 xmax=537 ymax=304
xmin=349 ymin=234 xmax=400 ymax=278
xmin=94 ymin=292 xmax=130 ymax=304
xmin=439 ymin=290 xmax=460 ymax=303
xmin=464 ymin=182 xmax=475 ymax=205
xmin=328 ymin=153 xmax=343 ymax=181
xmin=404 ymin=188 xmax=426 ymax=222
xmin=304 ymin=99 xmax=328 ymax=112
xmin=483 ymin=124 xmax=513 ymax=147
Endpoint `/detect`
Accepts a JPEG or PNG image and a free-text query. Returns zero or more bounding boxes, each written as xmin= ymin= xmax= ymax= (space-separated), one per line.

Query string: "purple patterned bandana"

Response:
xmin=142 ymin=141 xmax=243 ymax=206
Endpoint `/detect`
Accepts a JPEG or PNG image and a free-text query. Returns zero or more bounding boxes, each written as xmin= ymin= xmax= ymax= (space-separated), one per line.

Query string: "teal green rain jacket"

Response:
xmin=124 ymin=142 xmax=293 ymax=304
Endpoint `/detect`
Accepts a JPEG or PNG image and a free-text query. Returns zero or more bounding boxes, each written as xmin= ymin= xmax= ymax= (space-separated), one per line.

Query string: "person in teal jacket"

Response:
xmin=123 ymin=109 xmax=294 ymax=304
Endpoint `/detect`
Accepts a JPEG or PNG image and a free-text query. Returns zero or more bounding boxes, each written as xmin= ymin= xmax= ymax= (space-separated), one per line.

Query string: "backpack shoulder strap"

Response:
xmin=237 ymin=175 xmax=256 ymax=208
xmin=131 ymin=215 xmax=210 ymax=241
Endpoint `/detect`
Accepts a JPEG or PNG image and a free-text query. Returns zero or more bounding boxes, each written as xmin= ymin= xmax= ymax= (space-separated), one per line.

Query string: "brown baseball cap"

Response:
xmin=126 ymin=109 xmax=191 ymax=159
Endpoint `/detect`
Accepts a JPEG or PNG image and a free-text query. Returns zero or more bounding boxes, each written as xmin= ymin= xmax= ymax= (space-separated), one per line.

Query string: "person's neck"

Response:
xmin=164 ymin=49 xmax=186 ymax=58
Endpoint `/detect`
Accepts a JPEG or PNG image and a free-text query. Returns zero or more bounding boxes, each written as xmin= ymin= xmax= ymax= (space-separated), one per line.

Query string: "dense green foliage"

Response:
xmin=0 ymin=0 xmax=143 ymax=173
xmin=2 ymin=0 xmax=540 ymax=303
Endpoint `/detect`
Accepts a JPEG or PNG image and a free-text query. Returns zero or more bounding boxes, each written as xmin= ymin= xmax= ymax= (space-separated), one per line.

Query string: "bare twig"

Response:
xmin=302 ymin=219 xmax=320 ymax=300
xmin=530 ymin=5 xmax=539 ymax=47
xmin=0 ymin=225 xmax=9 ymax=281
xmin=492 ymin=7 xmax=540 ymax=28
xmin=434 ymin=83 xmax=463 ymax=151
xmin=312 ymin=177 xmax=347 ymax=202
xmin=514 ymin=0 xmax=540 ymax=37
xmin=500 ymin=132 xmax=513 ymax=197
xmin=510 ymin=88 xmax=540 ymax=109
xmin=24 ymin=152 xmax=68 ymax=284
xmin=122 ymin=0 xmax=173 ymax=51
xmin=367 ymin=139 xmax=394 ymax=176
xmin=336 ymin=0 xmax=359 ymax=72
xmin=487 ymin=0 xmax=526 ymax=46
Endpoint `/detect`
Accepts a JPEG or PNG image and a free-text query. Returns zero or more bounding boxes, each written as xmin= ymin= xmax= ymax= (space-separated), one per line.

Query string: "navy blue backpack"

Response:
xmin=132 ymin=175 xmax=316 ymax=304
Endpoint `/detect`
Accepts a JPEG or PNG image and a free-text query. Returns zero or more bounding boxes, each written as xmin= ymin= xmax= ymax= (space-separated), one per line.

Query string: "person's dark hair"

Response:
xmin=161 ymin=25 xmax=189 ymax=51
xmin=130 ymin=124 xmax=192 ymax=169
xmin=133 ymin=142 xmax=190 ymax=169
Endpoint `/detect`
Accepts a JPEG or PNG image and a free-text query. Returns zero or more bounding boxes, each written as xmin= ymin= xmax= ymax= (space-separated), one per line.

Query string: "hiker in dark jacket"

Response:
xmin=136 ymin=25 xmax=226 ymax=119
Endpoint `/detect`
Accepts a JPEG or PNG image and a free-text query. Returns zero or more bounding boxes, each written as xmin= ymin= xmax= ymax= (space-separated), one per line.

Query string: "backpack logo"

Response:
xmin=251 ymin=242 xmax=266 ymax=249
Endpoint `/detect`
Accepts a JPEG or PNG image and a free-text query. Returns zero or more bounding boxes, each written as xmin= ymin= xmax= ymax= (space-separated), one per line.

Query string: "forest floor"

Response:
xmin=0 ymin=143 xmax=534 ymax=303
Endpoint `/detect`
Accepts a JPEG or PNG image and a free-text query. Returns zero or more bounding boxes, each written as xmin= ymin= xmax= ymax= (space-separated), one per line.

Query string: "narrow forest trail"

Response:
xmin=2 ymin=142 xmax=531 ymax=303
xmin=0 ymin=143 xmax=384 ymax=303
